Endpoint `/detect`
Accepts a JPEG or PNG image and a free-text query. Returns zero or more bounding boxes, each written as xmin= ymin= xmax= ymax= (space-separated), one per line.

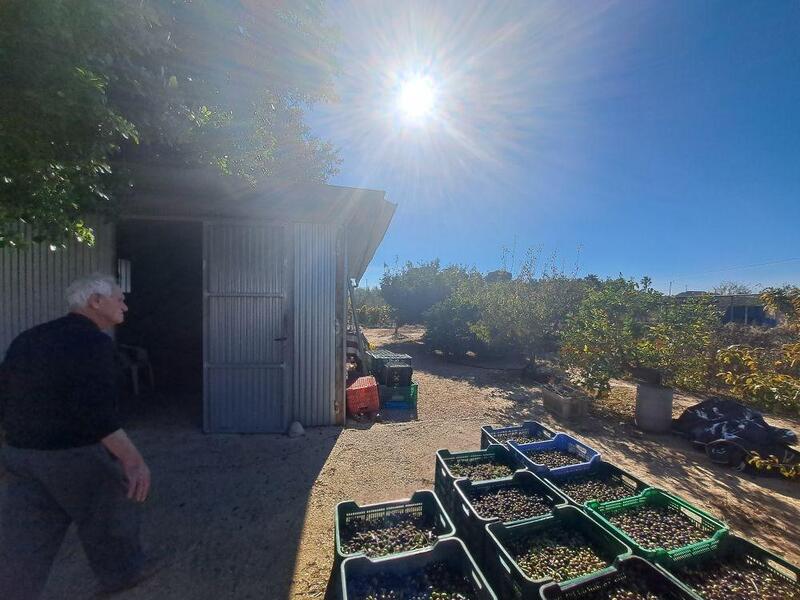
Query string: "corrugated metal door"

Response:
xmin=0 ymin=222 xmax=115 ymax=358
xmin=203 ymin=223 xmax=288 ymax=433
xmin=292 ymin=223 xmax=336 ymax=426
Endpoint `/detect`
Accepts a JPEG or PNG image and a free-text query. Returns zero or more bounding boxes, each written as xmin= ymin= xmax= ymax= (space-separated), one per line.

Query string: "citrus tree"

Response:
xmin=560 ymin=278 xmax=660 ymax=396
xmin=638 ymin=295 xmax=721 ymax=391
xmin=1 ymin=0 xmax=339 ymax=247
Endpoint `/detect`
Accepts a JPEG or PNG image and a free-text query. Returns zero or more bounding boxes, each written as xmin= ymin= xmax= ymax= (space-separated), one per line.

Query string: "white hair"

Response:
xmin=65 ymin=273 xmax=119 ymax=309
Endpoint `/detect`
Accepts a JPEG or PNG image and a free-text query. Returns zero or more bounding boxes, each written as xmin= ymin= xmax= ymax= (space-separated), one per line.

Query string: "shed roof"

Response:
xmin=120 ymin=162 xmax=395 ymax=281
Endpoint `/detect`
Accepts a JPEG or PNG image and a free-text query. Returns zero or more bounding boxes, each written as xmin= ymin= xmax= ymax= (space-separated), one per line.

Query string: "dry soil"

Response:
xmin=4 ymin=325 xmax=798 ymax=599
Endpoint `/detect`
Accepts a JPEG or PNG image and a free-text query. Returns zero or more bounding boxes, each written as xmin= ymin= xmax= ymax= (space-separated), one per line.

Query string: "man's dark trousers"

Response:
xmin=0 ymin=444 xmax=143 ymax=600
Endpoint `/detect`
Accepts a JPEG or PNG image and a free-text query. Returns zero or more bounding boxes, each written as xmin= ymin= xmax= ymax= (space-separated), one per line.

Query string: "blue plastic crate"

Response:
xmin=509 ymin=433 xmax=600 ymax=477
xmin=480 ymin=421 xmax=558 ymax=449
xmin=339 ymin=538 xmax=498 ymax=600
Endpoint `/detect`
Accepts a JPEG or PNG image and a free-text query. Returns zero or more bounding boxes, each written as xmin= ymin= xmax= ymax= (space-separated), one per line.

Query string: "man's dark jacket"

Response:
xmin=0 ymin=313 xmax=121 ymax=450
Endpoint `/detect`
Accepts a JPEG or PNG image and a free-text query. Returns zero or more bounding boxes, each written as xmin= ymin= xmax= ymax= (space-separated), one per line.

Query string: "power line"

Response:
xmin=667 ymin=257 xmax=800 ymax=280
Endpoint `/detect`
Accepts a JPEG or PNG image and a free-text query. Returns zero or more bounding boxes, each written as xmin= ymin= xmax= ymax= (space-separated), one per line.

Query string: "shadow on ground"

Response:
xmin=9 ymin=392 xmax=342 ymax=600
xmin=371 ymin=327 xmax=800 ymax=559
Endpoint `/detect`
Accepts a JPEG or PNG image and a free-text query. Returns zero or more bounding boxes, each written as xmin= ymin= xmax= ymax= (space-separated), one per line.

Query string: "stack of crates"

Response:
xmin=329 ymin=418 xmax=800 ymax=599
xmin=366 ymin=349 xmax=417 ymax=412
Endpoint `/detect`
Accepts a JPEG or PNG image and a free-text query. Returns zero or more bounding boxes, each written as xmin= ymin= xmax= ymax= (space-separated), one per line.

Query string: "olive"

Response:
xmin=469 ymin=486 xmax=552 ymax=521
xmin=448 ymin=459 xmax=515 ymax=480
xmin=347 ymin=561 xmax=475 ymax=599
xmin=507 ymin=527 xmax=608 ymax=582
xmin=607 ymin=506 xmax=707 ymax=551
xmin=493 ymin=429 xmax=553 ymax=444
xmin=523 ymin=449 xmax=583 ymax=469
xmin=676 ymin=557 xmax=799 ymax=600
xmin=341 ymin=513 xmax=438 ymax=557
xmin=557 ymin=474 xmax=633 ymax=504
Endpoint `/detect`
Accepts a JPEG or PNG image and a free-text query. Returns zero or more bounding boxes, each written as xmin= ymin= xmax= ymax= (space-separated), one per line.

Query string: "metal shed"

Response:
xmin=0 ymin=165 xmax=395 ymax=433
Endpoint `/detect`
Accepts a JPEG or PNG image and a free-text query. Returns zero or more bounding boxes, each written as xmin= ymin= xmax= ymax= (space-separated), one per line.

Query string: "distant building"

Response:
xmin=485 ymin=269 xmax=512 ymax=284
xmin=714 ymin=294 xmax=776 ymax=326
xmin=674 ymin=291 xmax=776 ymax=326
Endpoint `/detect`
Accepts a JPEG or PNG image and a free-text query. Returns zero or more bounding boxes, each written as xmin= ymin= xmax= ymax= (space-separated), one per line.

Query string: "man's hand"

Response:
xmin=101 ymin=428 xmax=151 ymax=503
xmin=121 ymin=458 xmax=151 ymax=502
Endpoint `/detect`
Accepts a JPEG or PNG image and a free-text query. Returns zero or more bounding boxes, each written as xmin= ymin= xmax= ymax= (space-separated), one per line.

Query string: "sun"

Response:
xmin=398 ymin=76 xmax=436 ymax=120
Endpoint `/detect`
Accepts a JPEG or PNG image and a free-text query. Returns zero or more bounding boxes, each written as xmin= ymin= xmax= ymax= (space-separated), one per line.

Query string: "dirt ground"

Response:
xmin=3 ymin=325 xmax=798 ymax=599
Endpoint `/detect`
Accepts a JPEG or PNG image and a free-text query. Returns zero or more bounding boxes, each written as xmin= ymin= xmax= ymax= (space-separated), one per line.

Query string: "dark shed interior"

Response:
xmin=116 ymin=220 xmax=204 ymax=402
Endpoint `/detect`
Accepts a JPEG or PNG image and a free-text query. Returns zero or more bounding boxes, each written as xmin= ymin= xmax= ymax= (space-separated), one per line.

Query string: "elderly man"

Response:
xmin=0 ymin=274 xmax=153 ymax=599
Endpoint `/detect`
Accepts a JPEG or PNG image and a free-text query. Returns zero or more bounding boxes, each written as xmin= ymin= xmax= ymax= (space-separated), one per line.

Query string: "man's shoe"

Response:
xmin=96 ymin=555 xmax=166 ymax=597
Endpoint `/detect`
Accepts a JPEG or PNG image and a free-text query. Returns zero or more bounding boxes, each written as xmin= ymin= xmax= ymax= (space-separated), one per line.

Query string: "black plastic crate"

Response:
xmin=542 ymin=461 xmax=651 ymax=507
xmin=485 ymin=505 xmax=631 ymax=600
xmin=334 ymin=490 xmax=455 ymax=566
xmin=453 ymin=470 xmax=569 ymax=564
xmin=481 ymin=421 xmax=558 ymax=448
xmin=365 ymin=349 xmax=412 ymax=377
xmin=540 ymin=556 xmax=697 ymax=599
xmin=435 ymin=444 xmax=524 ymax=516
xmin=339 ymin=538 xmax=498 ymax=600
xmin=663 ymin=534 xmax=800 ymax=598
xmin=379 ymin=362 xmax=413 ymax=387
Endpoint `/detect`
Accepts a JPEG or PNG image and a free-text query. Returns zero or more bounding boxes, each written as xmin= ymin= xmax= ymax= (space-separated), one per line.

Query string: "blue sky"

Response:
xmin=308 ymin=0 xmax=800 ymax=293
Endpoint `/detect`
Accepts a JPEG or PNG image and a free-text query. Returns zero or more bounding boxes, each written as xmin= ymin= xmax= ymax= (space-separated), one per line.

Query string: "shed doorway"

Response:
xmin=116 ymin=219 xmax=204 ymax=422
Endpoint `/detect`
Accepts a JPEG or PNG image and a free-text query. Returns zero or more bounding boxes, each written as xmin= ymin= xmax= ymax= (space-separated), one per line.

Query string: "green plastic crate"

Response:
xmin=586 ymin=488 xmax=729 ymax=566
xmin=661 ymin=534 xmax=800 ymax=597
xmin=379 ymin=381 xmax=418 ymax=409
xmin=485 ymin=505 xmax=632 ymax=599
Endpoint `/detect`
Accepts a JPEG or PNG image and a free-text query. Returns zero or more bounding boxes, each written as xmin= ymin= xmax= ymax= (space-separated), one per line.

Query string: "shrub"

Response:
xmin=423 ymin=294 xmax=486 ymax=357
xmin=381 ymin=261 xmax=475 ymax=330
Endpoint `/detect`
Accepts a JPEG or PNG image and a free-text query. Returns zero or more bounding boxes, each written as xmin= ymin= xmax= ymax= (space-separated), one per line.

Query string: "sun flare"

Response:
xmin=398 ymin=76 xmax=436 ymax=120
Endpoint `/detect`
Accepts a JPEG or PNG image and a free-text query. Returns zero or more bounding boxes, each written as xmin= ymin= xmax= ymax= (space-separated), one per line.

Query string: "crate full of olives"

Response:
xmin=485 ymin=505 xmax=631 ymax=599
xmin=435 ymin=444 xmax=523 ymax=515
xmin=480 ymin=421 xmax=557 ymax=449
xmin=452 ymin=470 xmax=570 ymax=563
xmin=539 ymin=556 xmax=697 ymax=599
xmin=664 ymin=534 xmax=800 ymax=600
xmin=340 ymin=538 xmax=498 ymax=600
xmin=542 ymin=461 xmax=650 ymax=508
xmin=586 ymin=488 xmax=729 ymax=565
xmin=509 ymin=433 xmax=600 ymax=477
xmin=335 ymin=490 xmax=456 ymax=565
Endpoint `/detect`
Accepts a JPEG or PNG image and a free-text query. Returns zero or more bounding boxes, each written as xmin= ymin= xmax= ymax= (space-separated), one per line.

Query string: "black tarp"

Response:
xmin=673 ymin=397 xmax=797 ymax=461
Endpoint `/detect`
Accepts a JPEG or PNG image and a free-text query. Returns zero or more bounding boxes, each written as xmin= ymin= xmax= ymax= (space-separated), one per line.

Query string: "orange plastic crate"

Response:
xmin=346 ymin=376 xmax=380 ymax=416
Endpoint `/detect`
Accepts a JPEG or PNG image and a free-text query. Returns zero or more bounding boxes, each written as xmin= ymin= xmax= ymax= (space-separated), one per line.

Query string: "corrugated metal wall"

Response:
xmin=204 ymin=223 xmax=288 ymax=433
xmin=0 ymin=223 xmax=115 ymax=358
xmin=292 ymin=223 xmax=336 ymax=426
